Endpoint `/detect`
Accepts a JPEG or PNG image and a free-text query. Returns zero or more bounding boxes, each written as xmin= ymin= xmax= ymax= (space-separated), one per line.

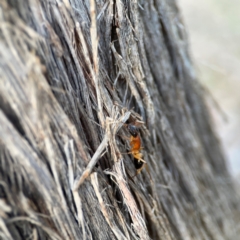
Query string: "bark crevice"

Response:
xmin=0 ymin=0 xmax=239 ymax=239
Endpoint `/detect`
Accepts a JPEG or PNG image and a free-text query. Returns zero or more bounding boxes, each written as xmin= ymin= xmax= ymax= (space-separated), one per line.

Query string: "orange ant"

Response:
xmin=127 ymin=124 xmax=146 ymax=176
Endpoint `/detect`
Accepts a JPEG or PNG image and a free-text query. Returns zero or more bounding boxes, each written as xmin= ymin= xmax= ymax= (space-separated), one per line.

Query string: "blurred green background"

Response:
xmin=179 ymin=0 xmax=240 ymax=178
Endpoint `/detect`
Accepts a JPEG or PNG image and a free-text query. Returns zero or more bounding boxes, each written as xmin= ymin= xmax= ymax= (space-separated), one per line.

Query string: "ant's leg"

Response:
xmin=121 ymin=151 xmax=132 ymax=155
xmin=136 ymin=163 xmax=146 ymax=175
xmin=131 ymin=163 xmax=146 ymax=178
xmin=121 ymin=152 xmax=133 ymax=157
xmin=134 ymin=156 xmax=146 ymax=163
xmin=117 ymin=134 xmax=130 ymax=141
xmin=131 ymin=163 xmax=152 ymax=181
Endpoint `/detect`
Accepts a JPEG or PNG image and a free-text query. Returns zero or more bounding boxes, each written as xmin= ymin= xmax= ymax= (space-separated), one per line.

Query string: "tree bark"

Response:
xmin=0 ymin=0 xmax=239 ymax=239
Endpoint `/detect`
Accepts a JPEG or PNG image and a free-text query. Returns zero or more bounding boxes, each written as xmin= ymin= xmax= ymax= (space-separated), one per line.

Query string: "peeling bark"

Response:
xmin=0 ymin=0 xmax=239 ymax=239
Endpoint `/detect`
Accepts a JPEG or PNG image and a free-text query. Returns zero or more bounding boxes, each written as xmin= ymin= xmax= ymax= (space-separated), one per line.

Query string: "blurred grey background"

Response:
xmin=179 ymin=0 xmax=240 ymax=179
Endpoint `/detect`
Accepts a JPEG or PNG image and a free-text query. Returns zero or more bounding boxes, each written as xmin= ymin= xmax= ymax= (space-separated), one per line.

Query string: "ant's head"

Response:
xmin=127 ymin=124 xmax=138 ymax=137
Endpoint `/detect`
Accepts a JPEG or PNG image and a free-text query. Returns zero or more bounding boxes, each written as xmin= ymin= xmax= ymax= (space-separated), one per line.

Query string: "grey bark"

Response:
xmin=0 ymin=0 xmax=239 ymax=240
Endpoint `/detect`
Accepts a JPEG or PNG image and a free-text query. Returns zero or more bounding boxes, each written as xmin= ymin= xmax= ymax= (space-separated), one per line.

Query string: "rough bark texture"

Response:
xmin=0 ymin=0 xmax=239 ymax=239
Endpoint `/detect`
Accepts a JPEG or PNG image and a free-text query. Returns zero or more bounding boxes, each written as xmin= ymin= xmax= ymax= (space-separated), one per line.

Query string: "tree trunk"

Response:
xmin=0 ymin=0 xmax=239 ymax=239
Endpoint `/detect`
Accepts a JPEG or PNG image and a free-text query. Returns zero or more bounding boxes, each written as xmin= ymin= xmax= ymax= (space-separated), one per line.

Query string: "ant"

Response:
xmin=127 ymin=124 xmax=146 ymax=176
